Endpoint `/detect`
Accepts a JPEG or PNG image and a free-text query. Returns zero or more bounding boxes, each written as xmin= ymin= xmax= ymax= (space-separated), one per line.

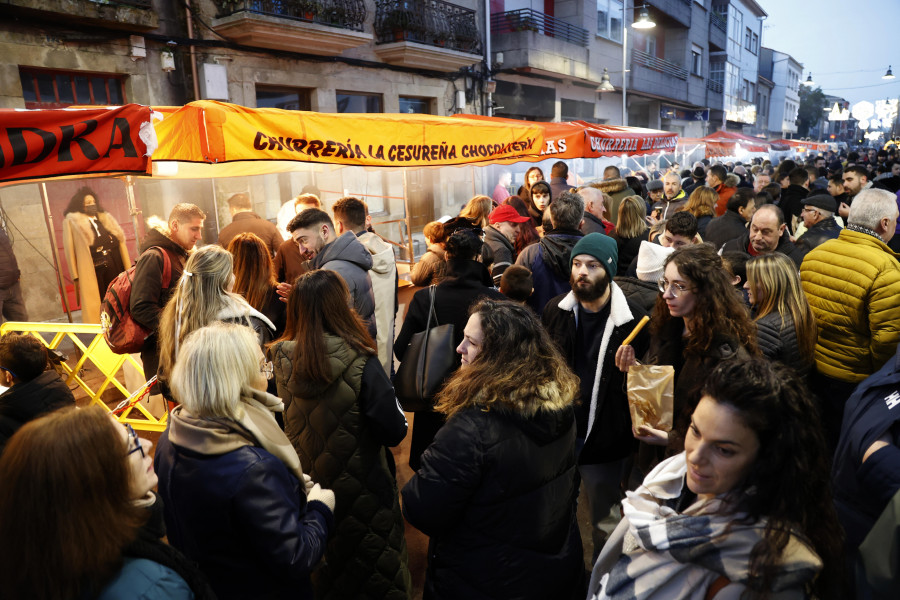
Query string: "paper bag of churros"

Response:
xmin=627 ymin=363 xmax=674 ymax=432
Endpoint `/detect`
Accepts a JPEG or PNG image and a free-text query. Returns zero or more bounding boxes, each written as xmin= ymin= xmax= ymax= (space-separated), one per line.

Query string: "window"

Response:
xmin=19 ymin=67 xmax=125 ymax=109
xmin=691 ymin=44 xmax=703 ymax=76
xmin=561 ymin=98 xmax=595 ymax=121
xmin=645 ymin=32 xmax=657 ymax=56
xmin=744 ymin=27 xmax=752 ymax=51
xmin=727 ymin=5 xmax=742 ymax=57
xmin=710 ymin=60 xmax=725 ymax=86
xmin=256 ymin=86 xmax=312 ymax=111
xmin=336 ymin=92 xmax=383 ymax=113
xmin=399 ymin=96 xmax=432 ymax=114
xmin=597 ymin=0 xmax=623 ymax=43
xmin=742 ymin=79 xmax=755 ymax=102
xmin=751 ymin=33 xmax=758 ymax=54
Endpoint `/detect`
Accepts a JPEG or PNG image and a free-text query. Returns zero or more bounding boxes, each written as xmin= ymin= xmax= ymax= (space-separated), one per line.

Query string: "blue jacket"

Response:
xmin=833 ymin=344 xmax=900 ymax=549
xmin=155 ymin=434 xmax=333 ymax=600
xmin=97 ymin=558 xmax=192 ymax=600
xmin=515 ymin=229 xmax=584 ymax=315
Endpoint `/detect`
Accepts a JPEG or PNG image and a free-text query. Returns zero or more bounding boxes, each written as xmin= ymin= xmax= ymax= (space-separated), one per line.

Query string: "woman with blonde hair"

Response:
xmin=677 ymin=186 xmax=718 ymax=237
xmin=612 ymin=195 xmax=650 ymax=274
xmin=155 ymin=322 xmax=334 ymax=600
xmin=228 ymin=232 xmax=286 ymax=338
xmin=459 ymin=194 xmax=493 ymax=228
xmin=402 ymin=299 xmax=584 ymax=600
xmin=271 ymin=270 xmax=410 ymax=599
xmin=156 ymin=244 xmax=275 ymax=402
xmin=411 ymin=220 xmax=448 ymax=286
xmin=0 ymin=405 xmax=211 ymax=599
xmin=745 ymin=252 xmax=816 ymax=376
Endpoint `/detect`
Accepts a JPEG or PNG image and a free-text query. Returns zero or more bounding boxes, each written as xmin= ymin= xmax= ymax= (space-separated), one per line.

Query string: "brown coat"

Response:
xmin=62 ymin=211 xmax=130 ymax=323
xmin=218 ymin=211 xmax=282 ymax=256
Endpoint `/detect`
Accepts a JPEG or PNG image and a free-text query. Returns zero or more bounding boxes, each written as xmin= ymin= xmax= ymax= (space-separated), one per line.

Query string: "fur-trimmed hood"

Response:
xmin=596 ymin=178 xmax=629 ymax=195
xmin=724 ymin=173 xmax=740 ymax=188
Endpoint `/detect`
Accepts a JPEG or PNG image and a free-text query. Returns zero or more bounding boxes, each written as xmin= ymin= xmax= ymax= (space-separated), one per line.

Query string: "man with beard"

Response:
xmin=542 ymin=233 xmax=649 ymax=560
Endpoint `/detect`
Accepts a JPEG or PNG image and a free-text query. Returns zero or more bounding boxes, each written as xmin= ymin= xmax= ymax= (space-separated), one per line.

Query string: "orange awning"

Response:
xmin=0 ymin=104 xmax=152 ymax=184
xmin=455 ymin=115 xmax=678 ymax=160
xmin=701 ymin=130 xmax=771 ymax=153
xmin=769 ymin=139 xmax=828 ymax=153
xmin=150 ymin=101 xmax=545 ymax=176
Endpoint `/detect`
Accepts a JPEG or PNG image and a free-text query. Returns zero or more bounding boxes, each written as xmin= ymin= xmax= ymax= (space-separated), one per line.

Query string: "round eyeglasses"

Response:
xmin=658 ymin=278 xmax=694 ymax=298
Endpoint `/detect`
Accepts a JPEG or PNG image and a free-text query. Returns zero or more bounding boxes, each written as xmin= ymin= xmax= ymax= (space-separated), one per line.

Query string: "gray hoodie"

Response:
xmin=311 ymin=231 xmax=377 ymax=337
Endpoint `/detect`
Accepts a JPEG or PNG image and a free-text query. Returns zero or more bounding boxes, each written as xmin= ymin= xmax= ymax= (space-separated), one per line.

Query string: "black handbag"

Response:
xmin=394 ymin=285 xmax=458 ymax=412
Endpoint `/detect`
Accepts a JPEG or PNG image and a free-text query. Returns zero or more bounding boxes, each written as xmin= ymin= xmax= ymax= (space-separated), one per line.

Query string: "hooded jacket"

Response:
xmin=713 ymin=180 xmax=738 ymax=216
xmin=596 ymin=178 xmax=632 ymax=226
xmin=650 ymin=189 xmax=688 ymax=220
xmin=800 ymin=229 xmax=900 ymax=383
xmin=483 ymin=225 xmax=516 ymax=285
xmin=311 ymin=231 xmax=376 ymax=338
xmin=401 ymin=384 xmax=583 ymax=600
xmin=515 ymin=228 xmax=584 ymax=315
xmin=720 ymin=230 xmax=808 ymax=268
xmin=270 ymin=335 xmax=410 ymax=600
xmin=0 ymin=370 xmax=75 ymax=453
xmin=357 ymin=231 xmax=398 ymax=375
xmin=542 ymin=285 xmax=649 ymax=464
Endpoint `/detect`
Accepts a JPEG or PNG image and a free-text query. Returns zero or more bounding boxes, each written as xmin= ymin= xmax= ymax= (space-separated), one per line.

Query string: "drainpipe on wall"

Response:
xmin=185 ymin=0 xmax=201 ymax=101
xmin=485 ymin=0 xmax=492 ymax=116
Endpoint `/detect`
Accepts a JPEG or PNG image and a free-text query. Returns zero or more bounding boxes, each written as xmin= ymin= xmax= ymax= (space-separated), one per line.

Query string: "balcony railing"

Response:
xmin=491 ymin=9 xmax=589 ymax=47
xmin=707 ymin=78 xmax=724 ymax=93
xmin=632 ymin=49 xmax=688 ymax=80
xmin=375 ymin=0 xmax=481 ymax=53
xmin=709 ymin=10 xmax=726 ymax=32
xmin=214 ymin=0 xmax=367 ymax=31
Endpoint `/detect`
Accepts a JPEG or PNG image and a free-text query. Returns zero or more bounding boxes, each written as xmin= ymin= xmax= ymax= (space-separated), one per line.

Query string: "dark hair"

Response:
xmin=0 ymin=406 xmax=146 ymax=599
xmin=727 ymin=187 xmax=756 ymax=213
xmin=287 ymin=208 xmax=333 ymax=234
xmin=828 ymin=173 xmax=844 ymax=186
xmin=652 ymin=244 xmax=757 ymax=357
xmin=281 ymin=270 xmax=375 ymax=385
xmin=0 ymin=334 xmax=48 ymax=383
xmin=775 ymin=159 xmax=797 ymax=182
xmin=434 ymin=299 xmax=577 ymax=419
xmin=551 ymin=161 xmax=569 ymax=178
xmin=499 ymin=265 xmax=533 ymax=302
xmin=227 ymin=192 xmax=251 ymax=211
xmin=755 ymin=191 xmax=773 ymax=206
xmin=625 ymin=176 xmax=644 ymax=198
xmin=228 ymin=232 xmax=277 ymax=312
xmin=762 ymin=182 xmax=781 ymax=203
xmin=701 ymin=359 xmax=843 ymax=600
xmin=604 ymin=165 xmax=622 ymax=178
xmin=847 ymin=151 xmax=859 ymax=162
xmin=789 ymin=167 xmax=809 ymax=186
xmin=720 ymin=250 xmax=748 ymax=286
xmin=64 ymin=187 xmax=105 ymax=216
xmin=444 ymin=229 xmax=483 ymax=262
xmin=332 ymin=196 xmax=368 ymax=230
xmin=844 ymin=165 xmax=869 ymax=179
xmin=708 ymin=164 xmax=727 ymax=183
xmin=663 ymin=211 xmax=698 ymax=238
xmin=523 ymin=167 xmax=544 ymax=192
xmin=530 ymin=180 xmax=552 ymax=199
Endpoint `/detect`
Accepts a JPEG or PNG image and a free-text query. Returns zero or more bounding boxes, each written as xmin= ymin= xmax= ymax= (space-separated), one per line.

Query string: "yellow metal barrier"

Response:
xmin=0 ymin=322 xmax=168 ymax=432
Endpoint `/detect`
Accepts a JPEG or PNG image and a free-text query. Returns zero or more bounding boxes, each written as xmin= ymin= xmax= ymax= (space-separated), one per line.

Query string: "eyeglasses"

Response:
xmin=125 ymin=424 xmax=145 ymax=458
xmin=260 ymin=360 xmax=274 ymax=381
xmin=658 ymin=278 xmax=694 ymax=297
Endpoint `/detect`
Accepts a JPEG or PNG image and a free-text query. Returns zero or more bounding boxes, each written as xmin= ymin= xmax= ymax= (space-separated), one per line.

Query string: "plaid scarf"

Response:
xmin=589 ymin=454 xmax=822 ymax=600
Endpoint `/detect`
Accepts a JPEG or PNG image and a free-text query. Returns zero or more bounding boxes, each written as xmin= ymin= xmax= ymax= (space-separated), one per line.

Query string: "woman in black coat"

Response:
xmin=401 ymin=299 xmax=584 ymax=600
xmin=394 ymin=229 xmax=504 ymax=469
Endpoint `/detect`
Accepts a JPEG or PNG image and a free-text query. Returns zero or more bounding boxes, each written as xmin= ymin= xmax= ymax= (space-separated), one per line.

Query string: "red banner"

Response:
xmin=0 ymin=104 xmax=151 ymax=184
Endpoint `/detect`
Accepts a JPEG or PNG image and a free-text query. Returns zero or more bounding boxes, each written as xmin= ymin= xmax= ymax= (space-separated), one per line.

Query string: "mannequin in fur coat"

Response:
xmin=62 ymin=187 xmax=130 ymax=323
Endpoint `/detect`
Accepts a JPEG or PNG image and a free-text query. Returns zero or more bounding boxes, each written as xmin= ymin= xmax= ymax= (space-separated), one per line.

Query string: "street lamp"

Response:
xmin=597 ymin=4 xmax=656 ymax=126
xmin=802 ymin=73 xmax=815 ymax=87
xmin=883 ymin=66 xmax=895 ymax=80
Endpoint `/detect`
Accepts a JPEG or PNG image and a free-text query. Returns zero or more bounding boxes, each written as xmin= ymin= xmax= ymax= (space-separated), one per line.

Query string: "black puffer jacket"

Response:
xmin=401 ymin=398 xmax=584 ymax=600
xmin=613 ymin=276 xmax=659 ymax=314
xmin=704 ymin=210 xmax=748 ymax=250
xmin=796 ymin=217 xmax=841 ymax=251
xmin=271 ymin=335 xmax=410 ymax=600
xmin=755 ymin=310 xmax=812 ymax=377
xmin=0 ymin=371 xmax=75 ymax=453
xmin=720 ymin=232 xmax=809 ymax=268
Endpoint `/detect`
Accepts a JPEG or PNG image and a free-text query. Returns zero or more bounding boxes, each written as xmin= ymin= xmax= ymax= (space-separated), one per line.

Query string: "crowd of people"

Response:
xmin=1 ymin=145 xmax=900 ymax=599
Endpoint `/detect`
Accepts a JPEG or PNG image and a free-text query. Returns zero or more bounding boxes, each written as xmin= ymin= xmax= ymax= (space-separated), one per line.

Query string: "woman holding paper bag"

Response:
xmin=588 ymin=358 xmax=844 ymax=600
xmin=616 ymin=244 xmax=757 ymax=468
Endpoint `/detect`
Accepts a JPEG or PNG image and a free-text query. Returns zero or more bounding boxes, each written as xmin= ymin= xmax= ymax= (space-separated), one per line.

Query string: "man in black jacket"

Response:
xmin=542 ymin=233 xmax=649 ymax=558
xmin=720 ymin=204 xmax=808 ymax=267
xmin=796 ymin=191 xmax=841 ymax=251
xmin=704 ymin=187 xmax=756 ymax=250
xmin=779 ymin=167 xmax=811 ymax=234
xmin=484 ymin=204 xmax=529 ymax=286
xmin=0 ymin=334 xmax=75 ymax=453
xmin=0 ymin=228 xmax=27 ymax=324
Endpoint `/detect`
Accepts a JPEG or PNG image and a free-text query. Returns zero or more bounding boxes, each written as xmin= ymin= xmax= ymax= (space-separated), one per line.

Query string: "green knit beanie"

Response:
xmin=569 ymin=233 xmax=618 ymax=279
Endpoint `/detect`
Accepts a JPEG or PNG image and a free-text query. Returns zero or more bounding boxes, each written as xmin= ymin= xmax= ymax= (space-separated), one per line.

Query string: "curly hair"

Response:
xmin=701 ymin=359 xmax=844 ymax=600
xmin=434 ymin=299 xmax=578 ymax=420
xmin=679 ymin=186 xmax=717 ymax=219
xmin=64 ymin=186 xmax=105 ymax=215
xmin=651 ymin=244 xmax=758 ymax=357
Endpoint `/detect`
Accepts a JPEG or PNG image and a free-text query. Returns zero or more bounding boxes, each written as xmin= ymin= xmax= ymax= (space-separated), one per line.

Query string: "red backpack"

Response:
xmin=100 ymin=247 xmax=173 ymax=355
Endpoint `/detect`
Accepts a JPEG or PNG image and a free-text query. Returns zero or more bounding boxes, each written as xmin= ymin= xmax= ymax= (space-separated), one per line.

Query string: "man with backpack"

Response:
xmin=131 ymin=204 xmax=205 ymax=414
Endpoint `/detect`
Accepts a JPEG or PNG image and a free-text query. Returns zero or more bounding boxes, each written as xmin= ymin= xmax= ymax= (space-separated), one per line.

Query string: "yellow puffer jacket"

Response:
xmin=800 ymin=229 xmax=900 ymax=382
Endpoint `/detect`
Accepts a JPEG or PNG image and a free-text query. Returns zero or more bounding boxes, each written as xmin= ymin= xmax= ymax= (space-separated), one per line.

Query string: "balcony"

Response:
xmin=211 ymin=0 xmax=372 ymax=56
xmin=708 ymin=11 xmax=726 ymax=51
xmin=490 ymin=9 xmax=590 ymax=80
xmin=645 ymin=0 xmax=692 ymax=29
xmin=629 ymin=49 xmax=689 ymax=102
xmin=373 ymin=0 xmax=482 ymax=72
xmin=5 ymin=0 xmax=158 ymax=30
